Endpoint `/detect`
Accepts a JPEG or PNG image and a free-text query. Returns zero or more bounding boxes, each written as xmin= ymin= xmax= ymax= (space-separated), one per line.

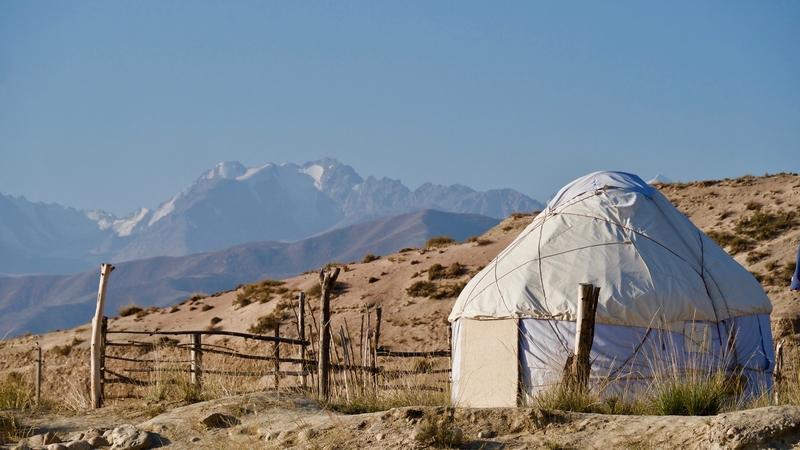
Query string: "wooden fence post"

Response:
xmin=372 ymin=307 xmax=382 ymax=389
xmin=448 ymin=325 xmax=453 ymax=381
xmin=35 ymin=343 xmax=42 ymax=407
xmin=274 ymin=323 xmax=281 ymax=389
xmin=100 ymin=316 xmax=107 ymax=403
xmin=91 ymin=263 xmax=114 ymax=409
xmin=569 ymin=283 xmax=600 ymax=391
xmin=318 ymin=267 xmax=340 ymax=401
xmin=775 ymin=342 xmax=783 ymax=404
xmin=298 ymin=292 xmax=306 ymax=390
xmin=191 ymin=333 xmax=202 ymax=387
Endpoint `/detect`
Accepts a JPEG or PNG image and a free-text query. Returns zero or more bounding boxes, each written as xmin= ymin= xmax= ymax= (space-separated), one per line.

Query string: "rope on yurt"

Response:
xmin=697 ymin=231 xmax=739 ymax=368
xmin=535 ymin=212 xmax=571 ymax=354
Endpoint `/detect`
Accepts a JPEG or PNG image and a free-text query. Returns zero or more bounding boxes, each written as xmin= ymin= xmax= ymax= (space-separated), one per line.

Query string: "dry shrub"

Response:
xmin=430 ymin=282 xmax=467 ymax=300
xmin=735 ymin=211 xmax=796 ymax=241
xmin=706 ymin=231 xmax=752 ymax=254
xmin=234 ymin=279 xmax=285 ymax=308
xmin=466 ymin=236 xmax=492 ymax=246
xmin=362 ymin=254 xmax=379 ymax=263
xmin=119 ymin=304 xmax=144 ymax=317
xmin=52 ymin=343 xmax=72 ymax=356
xmin=407 ymin=281 xmax=437 ymax=297
xmin=136 ymin=306 xmax=158 ymax=319
xmin=189 ymin=293 xmax=206 ymax=302
xmin=510 ymin=212 xmax=533 ymax=219
xmin=415 ymin=411 xmax=463 ymax=448
xmin=746 ymin=251 xmax=770 ymax=264
xmin=428 ymin=262 xmax=465 ymax=281
xmin=305 ymin=280 xmax=347 ymax=299
xmin=425 ymin=236 xmax=455 ymax=249
xmin=248 ymin=314 xmax=281 ymax=334
xmin=745 ymin=201 xmax=762 ymax=211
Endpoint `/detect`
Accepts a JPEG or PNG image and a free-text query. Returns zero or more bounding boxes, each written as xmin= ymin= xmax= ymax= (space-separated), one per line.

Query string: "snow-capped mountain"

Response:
xmin=647 ymin=174 xmax=673 ymax=184
xmin=0 ymin=158 xmax=543 ymax=275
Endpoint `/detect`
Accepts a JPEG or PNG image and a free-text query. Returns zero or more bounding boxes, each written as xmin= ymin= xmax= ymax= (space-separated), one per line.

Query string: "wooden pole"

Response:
xmin=190 ymin=333 xmax=202 ymax=387
xmin=774 ymin=340 xmax=784 ymax=404
xmin=570 ymin=284 xmax=600 ymax=391
xmin=339 ymin=326 xmax=351 ymax=402
xmin=91 ymin=263 xmax=114 ymax=409
xmin=307 ymin=324 xmax=316 ymax=389
xmin=100 ymin=316 xmax=107 ymax=403
xmin=364 ymin=307 xmax=371 ymax=390
xmin=372 ymin=307 xmax=382 ymax=389
xmin=317 ymin=267 xmax=340 ymax=401
xmin=359 ymin=312 xmax=365 ymax=388
xmin=448 ymin=325 xmax=453 ymax=381
xmin=274 ymin=323 xmax=281 ymax=389
xmin=35 ymin=343 xmax=42 ymax=407
xmin=298 ymin=292 xmax=306 ymax=390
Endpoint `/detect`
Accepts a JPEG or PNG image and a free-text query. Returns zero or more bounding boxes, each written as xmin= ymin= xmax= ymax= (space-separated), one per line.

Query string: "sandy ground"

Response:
xmin=4 ymin=390 xmax=800 ymax=449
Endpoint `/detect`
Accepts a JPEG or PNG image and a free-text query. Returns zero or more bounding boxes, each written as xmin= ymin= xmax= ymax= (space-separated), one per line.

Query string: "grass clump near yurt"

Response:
xmin=0 ymin=372 xmax=33 ymax=410
xmin=414 ymin=410 xmax=464 ymax=448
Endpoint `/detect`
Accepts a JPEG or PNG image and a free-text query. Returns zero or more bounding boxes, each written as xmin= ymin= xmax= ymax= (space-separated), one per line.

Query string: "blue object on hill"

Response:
xmin=792 ymin=244 xmax=800 ymax=291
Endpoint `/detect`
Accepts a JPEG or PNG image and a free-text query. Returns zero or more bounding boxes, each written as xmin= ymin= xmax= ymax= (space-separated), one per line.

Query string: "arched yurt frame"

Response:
xmin=449 ymin=171 xmax=774 ymax=407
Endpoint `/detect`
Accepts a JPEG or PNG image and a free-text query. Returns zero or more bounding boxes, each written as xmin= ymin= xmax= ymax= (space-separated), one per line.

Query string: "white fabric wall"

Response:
xmin=517 ymin=315 xmax=774 ymax=399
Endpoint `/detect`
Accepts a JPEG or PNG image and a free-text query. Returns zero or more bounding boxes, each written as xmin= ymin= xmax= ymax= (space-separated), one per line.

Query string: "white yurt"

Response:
xmin=449 ymin=171 xmax=774 ymax=407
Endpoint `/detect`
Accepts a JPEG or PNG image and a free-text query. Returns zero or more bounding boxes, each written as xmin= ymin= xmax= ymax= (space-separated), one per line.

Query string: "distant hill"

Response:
xmin=0 ymin=209 xmax=499 ymax=337
xmin=0 ymin=158 xmax=542 ymax=276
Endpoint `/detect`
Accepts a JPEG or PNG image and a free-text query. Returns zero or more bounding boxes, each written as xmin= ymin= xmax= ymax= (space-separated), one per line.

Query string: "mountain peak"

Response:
xmin=647 ymin=174 xmax=673 ymax=184
xmin=203 ymin=161 xmax=247 ymax=180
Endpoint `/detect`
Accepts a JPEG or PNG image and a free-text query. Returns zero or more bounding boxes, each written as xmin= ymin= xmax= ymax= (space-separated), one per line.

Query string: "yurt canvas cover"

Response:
xmin=449 ymin=171 xmax=774 ymax=407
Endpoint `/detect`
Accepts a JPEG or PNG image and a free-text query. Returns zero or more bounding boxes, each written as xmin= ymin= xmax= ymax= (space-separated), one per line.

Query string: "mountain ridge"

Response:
xmin=0 ymin=209 xmax=500 ymax=337
xmin=0 ymin=158 xmax=542 ymax=276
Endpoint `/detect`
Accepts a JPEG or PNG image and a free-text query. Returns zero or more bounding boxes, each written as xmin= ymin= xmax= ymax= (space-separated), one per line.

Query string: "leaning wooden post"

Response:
xmin=317 ymin=267 xmax=340 ymax=401
xmin=190 ymin=333 xmax=202 ymax=387
xmin=571 ymin=283 xmax=600 ymax=391
xmin=35 ymin=343 xmax=42 ymax=407
xmin=298 ymin=292 xmax=307 ymax=390
xmin=774 ymin=340 xmax=784 ymax=404
xmin=274 ymin=322 xmax=281 ymax=389
xmin=91 ymin=263 xmax=114 ymax=409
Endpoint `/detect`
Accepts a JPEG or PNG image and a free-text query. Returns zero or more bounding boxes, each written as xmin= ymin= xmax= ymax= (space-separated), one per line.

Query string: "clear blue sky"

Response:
xmin=1 ymin=1 xmax=797 ymax=216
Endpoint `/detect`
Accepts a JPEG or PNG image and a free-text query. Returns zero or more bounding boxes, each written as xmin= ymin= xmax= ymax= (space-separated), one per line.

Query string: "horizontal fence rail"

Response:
xmin=376 ymin=350 xmax=451 ymax=358
xmin=106 ymin=329 xmax=310 ymax=346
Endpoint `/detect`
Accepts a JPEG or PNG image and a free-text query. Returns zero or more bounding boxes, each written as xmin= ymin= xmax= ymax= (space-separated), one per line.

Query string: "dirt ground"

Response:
xmin=4 ymin=390 xmax=800 ymax=449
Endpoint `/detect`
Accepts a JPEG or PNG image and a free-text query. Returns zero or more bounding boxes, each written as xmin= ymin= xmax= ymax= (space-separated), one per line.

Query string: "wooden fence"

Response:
xmin=90 ymin=266 xmax=451 ymax=407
